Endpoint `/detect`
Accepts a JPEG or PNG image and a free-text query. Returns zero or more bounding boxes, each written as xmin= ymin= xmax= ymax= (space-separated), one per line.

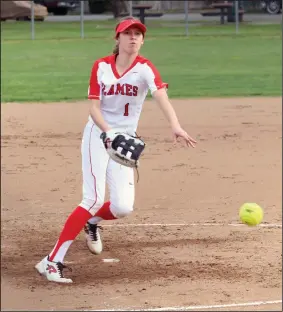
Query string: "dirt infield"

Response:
xmin=1 ymin=97 xmax=282 ymax=311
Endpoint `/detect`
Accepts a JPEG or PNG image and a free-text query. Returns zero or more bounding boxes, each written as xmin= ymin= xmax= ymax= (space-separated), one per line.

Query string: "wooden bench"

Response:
xmin=118 ymin=11 xmax=163 ymax=22
xmin=119 ymin=12 xmax=163 ymax=17
xmin=135 ymin=12 xmax=163 ymax=18
xmin=126 ymin=4 xmax=163 ymax=25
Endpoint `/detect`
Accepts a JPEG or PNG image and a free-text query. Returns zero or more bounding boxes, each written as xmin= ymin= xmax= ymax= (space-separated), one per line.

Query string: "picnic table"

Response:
xmin=211 ymin=2 xmax=233 ymax=24
xmin=132 ymin=4 xmax=152 ymax=25
xmin=201 ymin=2 xmax=245 ymax=24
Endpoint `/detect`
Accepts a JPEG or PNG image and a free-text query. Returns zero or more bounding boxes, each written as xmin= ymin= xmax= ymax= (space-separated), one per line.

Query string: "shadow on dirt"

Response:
xmin=1 ymin=226 xmax=251 ymax=287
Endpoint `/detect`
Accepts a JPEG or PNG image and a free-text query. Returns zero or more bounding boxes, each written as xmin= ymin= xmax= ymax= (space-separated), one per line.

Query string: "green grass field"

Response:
xmin=1 ymin=20 xmax=282 ymax=102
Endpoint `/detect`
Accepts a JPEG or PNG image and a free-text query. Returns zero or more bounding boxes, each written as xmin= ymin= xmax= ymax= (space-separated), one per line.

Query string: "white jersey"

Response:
xmin=88 ymin=54 xmax=168 ymax=133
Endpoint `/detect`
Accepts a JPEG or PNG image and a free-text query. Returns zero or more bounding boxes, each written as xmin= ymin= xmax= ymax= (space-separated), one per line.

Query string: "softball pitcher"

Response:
xmin=35 ymin=16 xmax=197 ymax=283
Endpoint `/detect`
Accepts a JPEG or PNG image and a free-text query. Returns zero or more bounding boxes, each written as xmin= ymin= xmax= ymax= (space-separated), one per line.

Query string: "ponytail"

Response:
xmin=113 ymin=43 xmax=119 ymax=54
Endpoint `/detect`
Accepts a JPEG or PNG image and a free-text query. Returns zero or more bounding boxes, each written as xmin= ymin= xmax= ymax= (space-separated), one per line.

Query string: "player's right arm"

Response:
xmin=89 ymin=100 xmax=111 ymax=132
xmin=88 ymin=60 xmax=111 ymax=132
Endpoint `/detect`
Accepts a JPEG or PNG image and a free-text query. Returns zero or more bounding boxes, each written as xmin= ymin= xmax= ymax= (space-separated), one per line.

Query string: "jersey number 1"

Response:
xmin=124 ymin=103 xmax=129 ymax=116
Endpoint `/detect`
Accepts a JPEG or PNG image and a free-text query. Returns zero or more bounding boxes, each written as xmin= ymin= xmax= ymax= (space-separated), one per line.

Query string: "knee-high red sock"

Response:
xmin=49 ymin=206 xmax=92 ymax=262
xmin=94 ymin=201 xmax=117 ymax=220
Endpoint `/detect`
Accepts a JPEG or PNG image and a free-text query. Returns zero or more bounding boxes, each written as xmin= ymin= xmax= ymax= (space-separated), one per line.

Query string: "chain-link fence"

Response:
xmin=1 ymin=0 xmax=282 ymax=41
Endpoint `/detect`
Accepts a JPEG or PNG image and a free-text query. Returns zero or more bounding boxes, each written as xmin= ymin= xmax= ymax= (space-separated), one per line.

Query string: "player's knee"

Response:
xmin=111 ymin=201 xmax=133 ymax=219
xmin=79 ymin=197 xmax=104 ymax=215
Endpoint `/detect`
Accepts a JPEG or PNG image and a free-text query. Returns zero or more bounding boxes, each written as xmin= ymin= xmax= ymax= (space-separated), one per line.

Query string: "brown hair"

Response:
xmin=112 ymin=42 xmax=120 ymax=55
xmin=112 ymin=16 xmax=142 ymax=55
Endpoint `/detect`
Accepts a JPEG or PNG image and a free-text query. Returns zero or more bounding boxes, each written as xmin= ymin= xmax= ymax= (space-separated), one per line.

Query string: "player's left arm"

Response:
xmin=144 ymin=61 xmax=197 ymax=148
xmin=152 ymin=88 xmax=197 ymax=148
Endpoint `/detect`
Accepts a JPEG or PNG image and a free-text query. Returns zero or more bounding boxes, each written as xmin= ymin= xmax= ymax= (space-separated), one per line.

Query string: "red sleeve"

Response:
xmin=146 ymin=61 xmax=168 ymax=92
xmin=88 ymin=61 xmax=100 ymax=100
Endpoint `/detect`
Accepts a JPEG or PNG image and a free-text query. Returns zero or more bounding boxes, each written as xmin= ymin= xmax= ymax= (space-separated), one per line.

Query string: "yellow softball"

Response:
xmin=239 ymin=203 xmax=263 ymax=226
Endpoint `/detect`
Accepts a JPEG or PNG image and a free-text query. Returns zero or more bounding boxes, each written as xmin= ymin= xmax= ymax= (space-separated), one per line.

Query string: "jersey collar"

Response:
xmin=111 ymin=54 xmax=140 ymax=79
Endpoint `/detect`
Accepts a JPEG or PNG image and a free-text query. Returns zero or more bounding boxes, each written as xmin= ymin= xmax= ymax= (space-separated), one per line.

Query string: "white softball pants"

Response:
xmin=79 ymin=120 xmax=135 ymax=219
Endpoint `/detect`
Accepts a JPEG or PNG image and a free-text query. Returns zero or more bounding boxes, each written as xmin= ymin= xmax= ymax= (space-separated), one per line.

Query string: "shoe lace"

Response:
xmin=87 ymin=223 xmax=103 ymax=242
xmin=56 ymin=262 xmax=72 ymax=278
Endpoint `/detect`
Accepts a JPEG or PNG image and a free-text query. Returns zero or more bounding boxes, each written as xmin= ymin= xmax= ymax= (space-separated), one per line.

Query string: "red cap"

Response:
xmin=115 ymin=19 xmax=147 ymax=39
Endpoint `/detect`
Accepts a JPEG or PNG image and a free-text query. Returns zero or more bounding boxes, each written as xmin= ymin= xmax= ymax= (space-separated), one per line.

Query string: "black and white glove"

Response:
xmin=100 ymin=130 xmax=146 ymax=168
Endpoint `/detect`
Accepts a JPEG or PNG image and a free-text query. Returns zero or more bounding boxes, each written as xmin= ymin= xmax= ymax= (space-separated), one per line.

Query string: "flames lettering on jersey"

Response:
xmin=132 ymin=86 xmax=138 ymax=97
xmin=125 ymin=84 xmax=132 ymax=96
xmin=101 ymin=83 xmax=106 ymax=95
xmin=103 ymin=83 xmax=138 ymax=97
xmin=115 ymin=83 xmax=125 ymax=95
xmin=107 ymin=85 xmax=115 ymax=95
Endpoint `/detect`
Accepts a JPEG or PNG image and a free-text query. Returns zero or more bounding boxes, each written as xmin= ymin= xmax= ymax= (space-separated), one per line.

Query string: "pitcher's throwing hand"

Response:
xmin=172 ymin=126 xmax=197 ymax=148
